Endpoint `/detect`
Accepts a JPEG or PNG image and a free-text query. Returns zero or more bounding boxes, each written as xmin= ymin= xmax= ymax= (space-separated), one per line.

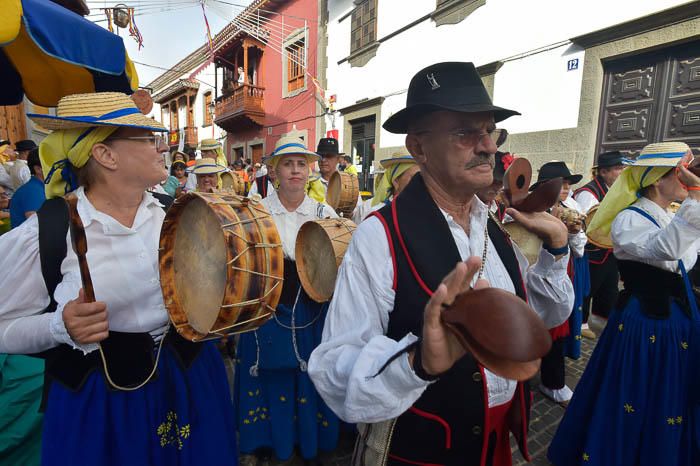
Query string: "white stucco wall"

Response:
xmin=325 ymin=0 xmax=691 ymax=155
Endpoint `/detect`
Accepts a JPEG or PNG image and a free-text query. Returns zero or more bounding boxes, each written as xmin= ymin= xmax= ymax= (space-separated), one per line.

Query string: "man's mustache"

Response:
xmin=464 ymin=154 xmax=495 ymax=170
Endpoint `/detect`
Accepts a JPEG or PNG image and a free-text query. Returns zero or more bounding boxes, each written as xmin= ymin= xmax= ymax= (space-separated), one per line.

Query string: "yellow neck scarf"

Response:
xmin=586 ymin=165 xmax=671 ymax=248
xmin=371 ymin=162 xmax=416 ymax=206
xmin=40 ymin=126 xmax=117 ymax=199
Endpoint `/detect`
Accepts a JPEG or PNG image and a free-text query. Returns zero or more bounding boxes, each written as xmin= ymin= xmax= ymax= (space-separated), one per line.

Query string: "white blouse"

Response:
xmin=308 ymin=195 xmax=574 ymax=423
xmin=261 ymin=190 xmax=338 ymax=260
xmin=0 ymin=187 xmax=169 ymax=354
xmin=611 ymin=196 xmax=700 ymax=273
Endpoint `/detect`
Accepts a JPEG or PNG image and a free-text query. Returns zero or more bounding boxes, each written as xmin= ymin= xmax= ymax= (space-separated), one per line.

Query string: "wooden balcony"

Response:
xmin=214 ymin=83 xmax=265 ymax=131
xmin=168 ymin=126 xmax=198 ymax=148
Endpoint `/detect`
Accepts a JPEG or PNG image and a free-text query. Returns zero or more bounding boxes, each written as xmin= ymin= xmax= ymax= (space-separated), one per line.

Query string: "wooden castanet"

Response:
xmin=295 ymin=218 xmax=356 ymax=302
xmin=441 ymin=288 xmax=552 ymax=381
xmin=159 ymin=192 xmax=284 ymax=341
xmin=503 ymin=158 xmax=562 ymax=212
xmin=327 ymin=171 xmax=359 ymax=217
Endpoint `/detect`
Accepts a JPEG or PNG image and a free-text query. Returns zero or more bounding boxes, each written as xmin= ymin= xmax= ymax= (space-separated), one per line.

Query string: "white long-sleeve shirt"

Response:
xmin=611 ymin=196 xmax=700 ymax=272
xmin=261 ymin=190 xmax=338 ymax=259
xmin=308 ymin=195 xmax=574 ymax=424
xmin=0 ymin=187 xmax=169 ymax=354
xmin=574 ymin=186 xmax=605 ymax=214
xmin=8 ymin=159 xmax=30 ymax=190
xmin=561 ymin=196 xmax=587 ymax=258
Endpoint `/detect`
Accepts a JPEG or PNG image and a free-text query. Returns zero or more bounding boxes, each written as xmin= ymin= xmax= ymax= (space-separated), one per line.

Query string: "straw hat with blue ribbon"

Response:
xmin=26 ymin=92 xmax=166 ymax=199
xmin=586 ymin=141 xmax=691 ymax=248
xmin=192 ymin=158 xmax=226 ymax=175
xmin=267 ymin=136 xmax=320 ymax=168
xmin=372 ymin=152 xmax=417 ymax=206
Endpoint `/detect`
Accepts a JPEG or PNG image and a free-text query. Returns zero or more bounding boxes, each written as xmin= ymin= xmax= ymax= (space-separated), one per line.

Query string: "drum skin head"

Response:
xmin=173 ymin=196 xmax=227 ymax=334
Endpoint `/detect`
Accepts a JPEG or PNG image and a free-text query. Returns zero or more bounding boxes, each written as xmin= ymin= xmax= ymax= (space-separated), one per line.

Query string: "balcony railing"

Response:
xmin=214 ymin=83 xmax=265 ymax=129
xmin=168 ymin=126 xmax=198 ymax=147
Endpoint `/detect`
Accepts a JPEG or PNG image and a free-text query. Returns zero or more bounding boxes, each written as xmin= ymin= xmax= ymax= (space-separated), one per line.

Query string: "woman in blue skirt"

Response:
xmin=548 ymin=141 xmax=700 ymax=466
xmin=0 ymin=93 xmax=237 ymax=466
xmin=235 ymin=136 xmax=340 ymax=465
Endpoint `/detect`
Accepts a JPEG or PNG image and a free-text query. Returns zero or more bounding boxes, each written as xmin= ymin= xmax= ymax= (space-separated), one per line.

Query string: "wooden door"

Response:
xmin=595 ymin=39 xmax=700 ymax=160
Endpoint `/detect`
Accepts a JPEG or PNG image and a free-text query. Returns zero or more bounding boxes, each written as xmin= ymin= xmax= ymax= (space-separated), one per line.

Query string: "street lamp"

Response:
xmin=113 ymin=4 xmax=130 ymax=28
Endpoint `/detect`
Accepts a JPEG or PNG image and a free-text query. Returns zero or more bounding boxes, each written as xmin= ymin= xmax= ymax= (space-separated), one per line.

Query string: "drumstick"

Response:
xmin=66 ymin=196 xmax=96 ymax=302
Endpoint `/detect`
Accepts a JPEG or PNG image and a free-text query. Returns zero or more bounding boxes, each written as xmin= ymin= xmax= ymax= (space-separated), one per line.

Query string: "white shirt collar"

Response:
xmin=75 ymin=186 xmax=162 ymax=235
xmin=264 ymin=190 xmax=318 ymax=216
xmin=633 ymin=196 xmax=671 ymax=224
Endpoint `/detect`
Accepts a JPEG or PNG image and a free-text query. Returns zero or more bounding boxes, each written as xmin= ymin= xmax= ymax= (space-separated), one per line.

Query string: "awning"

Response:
xmin=0 ymin=0 xmax=138 ymax=106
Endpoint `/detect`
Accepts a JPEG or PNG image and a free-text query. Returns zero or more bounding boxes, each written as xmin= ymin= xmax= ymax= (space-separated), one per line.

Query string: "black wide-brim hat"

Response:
xmin=529 ymin=161 xmax=582 ymax=191
xmin=316 ymin=137 xmax=344 ymax=156
xmin=15 ymin=139 xmax=38 ymax=152
xmin=383 ymin=62 xmax=520 ymax=134
xmin=594 ymin=150 xmax=625 ymax=168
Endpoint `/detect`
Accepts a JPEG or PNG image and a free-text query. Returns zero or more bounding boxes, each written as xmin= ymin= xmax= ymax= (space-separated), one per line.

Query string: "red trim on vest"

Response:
xmin=588 ymin=248 xmax=612 ymax=265
xmin=478 ymin=365 xmax=490 ymax=466
xmin=391 ymin=198 xmax=434 ymax=297
xmin=408 ymin=407 xmax=452 ymax=449
xmin=518 ymin=385 xmax=531 ymax=461
xmin=574 ymin=186 xmax=598 ymax=201
xmin=387 ymin=454 xmax=444 ymax=466
xmin=593 ymin=178 xmax=606 ymax=198
xmin=370 ymin=211 xmax=398 ymax=291
xmin=548 ymin=320 xmax=571 ymax=340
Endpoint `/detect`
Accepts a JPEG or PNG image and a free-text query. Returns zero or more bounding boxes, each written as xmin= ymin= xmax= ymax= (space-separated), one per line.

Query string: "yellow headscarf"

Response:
xmin=40 ymin=126 xmax=117 ymax=199
xmin=371 ymin=162 xmax=416 ymax=206
xmin=586 ymin=165 xmax=671 ymax=248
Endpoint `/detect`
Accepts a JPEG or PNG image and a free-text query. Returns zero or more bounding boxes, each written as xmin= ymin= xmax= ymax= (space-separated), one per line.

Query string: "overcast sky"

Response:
xmin=87 ymin=0 xmax=254 ymax=86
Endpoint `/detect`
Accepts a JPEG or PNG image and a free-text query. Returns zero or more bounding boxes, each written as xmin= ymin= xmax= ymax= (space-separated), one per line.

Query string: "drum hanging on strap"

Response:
xmin=295 ymin=218 xmax=356 ymax=303
xmin=327 ymin=171 xmax=359 ymax=217
xmin=221 ymin=171 xmax=245 ymax=195
xmin=585 ymin=204 xmax=612 ymax=249
xmin=159 ymin=192 xmax=284 ymax=341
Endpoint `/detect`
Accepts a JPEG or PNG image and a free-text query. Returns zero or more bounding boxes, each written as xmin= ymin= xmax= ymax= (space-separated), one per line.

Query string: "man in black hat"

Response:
xmin=8 ymin=139 xmax=38 ymax=190
xmin=573 ymin=151 xmax=625 ymax=336
xmin=309 ymin=62 xmax=574 ymax=466
xmin=308 ymin=137 xmax=343 ymax=198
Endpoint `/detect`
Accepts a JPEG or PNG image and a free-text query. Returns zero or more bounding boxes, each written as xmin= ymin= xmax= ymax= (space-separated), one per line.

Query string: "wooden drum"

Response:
xmin=159 ymin=192 xmax=284 ymax=341
xmin=221 ymin=171 xmax=244 ymax=195
xmin=327 ymin=171 xmax=359 ymax=217
xmin=295 ymin=218 xmax=356 ymax=303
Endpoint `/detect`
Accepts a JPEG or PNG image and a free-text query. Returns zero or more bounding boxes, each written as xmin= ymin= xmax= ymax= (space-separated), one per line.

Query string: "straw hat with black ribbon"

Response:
xmin=372 ymin=152 xmax=417 ymax=206
xmin=27 ymin=92 xmax=167 ymax=199
xmin=586 ymin=141 xmax=692 ymax=248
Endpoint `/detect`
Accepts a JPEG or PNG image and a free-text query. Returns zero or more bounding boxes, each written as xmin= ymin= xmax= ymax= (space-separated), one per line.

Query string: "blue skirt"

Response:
xmin=548 ymin=296 xmax=697 ymax=466
xmin=235 ymin=296 xmax=340 ymax=461
xmin=41 ymin=342 xmax=237 ymax=466
xmin=565 ymin=255 xmax=591 ymax=360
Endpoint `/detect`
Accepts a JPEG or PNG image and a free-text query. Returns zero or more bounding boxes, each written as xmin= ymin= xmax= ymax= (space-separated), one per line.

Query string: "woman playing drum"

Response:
xmin=0 ymin=92 xmax=238 ymax=466
xmin=235 ymin=136 xmax=341 ymax=465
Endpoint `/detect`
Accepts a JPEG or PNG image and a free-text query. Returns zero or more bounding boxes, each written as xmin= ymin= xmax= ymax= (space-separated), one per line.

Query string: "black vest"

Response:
xmin=255 ymin=175 xmax=271 ymax=199
xmin=574 ymin=175 xmax=608 ymax=203
xmin=372 ymin=175 xmax=531 ymax=466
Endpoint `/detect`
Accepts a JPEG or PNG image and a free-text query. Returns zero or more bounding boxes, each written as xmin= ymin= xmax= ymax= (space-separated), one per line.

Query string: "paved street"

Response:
xmin=248 ymin=338 xmax=596 ymax=466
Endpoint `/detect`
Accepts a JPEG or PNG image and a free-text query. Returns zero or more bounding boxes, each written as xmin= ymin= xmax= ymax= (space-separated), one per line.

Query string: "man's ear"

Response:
xmin=90 ymin=142 xmax=118 ymax=171
xmin=405 ymin=134 xmax=426 ymax=164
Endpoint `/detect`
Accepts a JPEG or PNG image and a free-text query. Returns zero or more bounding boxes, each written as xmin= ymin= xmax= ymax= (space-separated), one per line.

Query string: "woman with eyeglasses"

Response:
xmin=0 ymin=93 xmax=238 ymax=466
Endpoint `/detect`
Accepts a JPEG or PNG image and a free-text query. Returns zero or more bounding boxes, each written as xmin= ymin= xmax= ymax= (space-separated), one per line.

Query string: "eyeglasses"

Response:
xmin=416 ymin=128 xmax=508 ymax=148
xmin=104 ymin=134 xmax=168 ymax=151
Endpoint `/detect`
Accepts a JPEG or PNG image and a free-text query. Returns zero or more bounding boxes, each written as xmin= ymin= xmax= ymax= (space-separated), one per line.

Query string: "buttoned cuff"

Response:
xmin=533 ymin=247 xmax=570 ymax=276
xmin=49 ymin=306 xmax=98 ymax=355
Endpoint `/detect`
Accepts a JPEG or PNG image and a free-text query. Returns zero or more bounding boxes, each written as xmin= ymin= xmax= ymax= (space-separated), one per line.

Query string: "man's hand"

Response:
xmin=416 ymin=256 xmax=490 ymax=377
xmin=505 ymin=208 xmax=568 ymax=249
xmin=63 ymin=288 xmax=109 ymax=344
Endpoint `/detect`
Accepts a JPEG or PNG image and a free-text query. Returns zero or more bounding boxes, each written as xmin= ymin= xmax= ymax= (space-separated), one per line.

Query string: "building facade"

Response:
xmin=322 ymin=0 xmax=700 ymax=191
xmin=148 ymin=0 xmax=326 ymax=165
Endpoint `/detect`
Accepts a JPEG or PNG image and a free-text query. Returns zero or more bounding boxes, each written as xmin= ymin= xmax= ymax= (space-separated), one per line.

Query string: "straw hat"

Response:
xmin=199 ymin=138 xmax=221 ymax=151
xmin=380 ymin=151 xmax=415 ymax=168
xmin=192 ymin=158 xmax=226 ymax=175
xmin=27 ymin=92 xmax=166 ymax=132
xmin=624 ymin=141 xmax=691 ymax=167
xmin=173 ymin=150 xmax=189 ymax=162
xmin=268 ymin=136 xmax=320 ymax=164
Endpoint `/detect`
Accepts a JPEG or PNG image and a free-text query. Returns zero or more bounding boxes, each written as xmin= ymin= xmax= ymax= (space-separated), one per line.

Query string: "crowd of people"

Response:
xmin=0 ymin=61 xmax=698 ymax=466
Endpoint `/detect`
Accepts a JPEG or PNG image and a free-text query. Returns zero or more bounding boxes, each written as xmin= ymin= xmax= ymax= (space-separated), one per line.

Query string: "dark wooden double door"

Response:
xmin=596 ymin=39 xmax=700 ymax=160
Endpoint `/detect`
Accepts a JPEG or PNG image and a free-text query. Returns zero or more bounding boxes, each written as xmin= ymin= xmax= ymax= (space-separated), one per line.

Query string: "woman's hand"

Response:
xmin=63 ymin=288 xmax=109 ymax=345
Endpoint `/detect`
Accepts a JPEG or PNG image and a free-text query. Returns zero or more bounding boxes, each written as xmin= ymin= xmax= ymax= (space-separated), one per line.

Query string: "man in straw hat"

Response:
xmin=309 ymin=62 xmax=574 ymax=465
xmin=0 ymin=92 xmax=237 ymax=465
xmin=549 ymin=141 xmax=700 ymax=466
xmin=573 ymin=150 xmax=626 ymax=338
